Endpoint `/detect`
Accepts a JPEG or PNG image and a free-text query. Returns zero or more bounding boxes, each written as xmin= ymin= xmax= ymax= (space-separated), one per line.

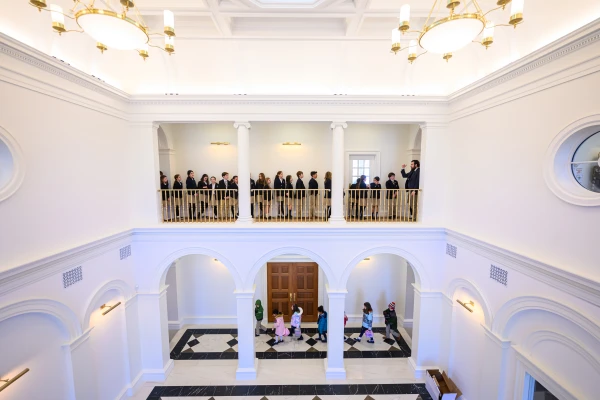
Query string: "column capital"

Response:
xmin=330 ymin=122 xmax=348 ymax=130
xmin=234 ymin=122 xmax=252 ymax=130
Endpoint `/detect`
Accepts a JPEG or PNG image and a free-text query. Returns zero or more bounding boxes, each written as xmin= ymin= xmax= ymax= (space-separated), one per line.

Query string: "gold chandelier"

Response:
xmin=28 ymin=0 xmax=176 ymax=60
xmin=390 ymin=0 xmax=524 ymax=62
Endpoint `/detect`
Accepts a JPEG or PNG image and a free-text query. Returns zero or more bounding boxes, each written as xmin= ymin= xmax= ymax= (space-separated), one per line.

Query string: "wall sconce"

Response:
xmin=282 ymin=142 xmax=301 ymax=146
xmin=210 ymin=142 xmax=230 ymax=145
xmin=363 ymin=258 xmax=371 ymax=261
xmin=213 ymin=258 xmax=219 ymax=262
xmin=0 ymin=368 xmax=29 ymax=392
xmin=100 ymin=302 xmax=122 ymax=316
xmin=456 ymin=299 xmax=474 ymax=313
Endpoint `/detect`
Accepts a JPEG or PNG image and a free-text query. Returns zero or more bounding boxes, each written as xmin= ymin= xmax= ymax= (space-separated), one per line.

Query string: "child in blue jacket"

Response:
xmin=355 ymin=301 xmax=374 ymax=343
xmin=317 ymin=305 xmax=328 ymax=342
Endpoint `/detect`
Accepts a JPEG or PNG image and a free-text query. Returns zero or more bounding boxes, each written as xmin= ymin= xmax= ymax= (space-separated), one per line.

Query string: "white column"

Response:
xmin=418 ymin=123 xmax=449 ymax=224
xmin=236 ymin=290 xmax=257 ymax=380
xmin=136 ymin=288 xmax=173 ymax=381
xmin=64 ymin=328 xmax=98 ymax=400
xmin=325 ymin=287 xmax=347 ymax=379
xmin=329 ymin=122 xmax=347 ymax=224
xmin=129 ymin=122 xmax=162 ymax=225
xmin=479 ymin=327 xmax=512 ymax=400
xmin=409 ymin=287 xmax=444 ymax=379
xmin=124 ymin=296 xmax=143 ymax=394
xmin=234 ymin=122 xmax=253 ymax=224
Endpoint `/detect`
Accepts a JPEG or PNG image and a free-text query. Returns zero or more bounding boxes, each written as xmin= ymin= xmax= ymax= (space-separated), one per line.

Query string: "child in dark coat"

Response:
xmin=317 ymin=305 xmax=328 ymax=342
xmin=255 ymin=299 xmax=264 ymax=336
xmin=383 ymin=301 xmax=400 ymax=340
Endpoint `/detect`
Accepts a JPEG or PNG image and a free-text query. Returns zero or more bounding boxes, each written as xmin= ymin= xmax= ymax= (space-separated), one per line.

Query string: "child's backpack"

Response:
xmin=294 ymin=327 xmax=302 ymax=338
xmin=365 ymin=329 xmax=374 ymax=339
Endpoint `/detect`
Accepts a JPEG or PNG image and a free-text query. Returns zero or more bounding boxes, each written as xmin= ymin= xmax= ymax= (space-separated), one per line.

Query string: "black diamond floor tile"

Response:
xmin=186 ymin=339 xmax=199 ymax=347
xmin=305 ymin=338 xmax=318 ymax=346
xmin=227 ymin=338 xmax=238 ymax=347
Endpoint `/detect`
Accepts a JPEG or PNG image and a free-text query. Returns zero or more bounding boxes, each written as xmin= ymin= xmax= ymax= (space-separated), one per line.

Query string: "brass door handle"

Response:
xmin=289 ymin=293 xmax=292 ymax=301
xmin=293 ymin=293 xmax=296 ymax=301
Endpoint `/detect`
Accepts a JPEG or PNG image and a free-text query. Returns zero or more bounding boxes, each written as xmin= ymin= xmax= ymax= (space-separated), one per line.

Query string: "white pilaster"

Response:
xmin=418 ymin=123 xmax=448 ymax=224
xmin=480 ymin=327 xmax=512 ymax=400
xmin=64 ymin=328 xmax=97 ymax=400
xmin=137 ymin=288 xmax=174 ymax=381
xmin=409 ymin=287 xmax=444 ymax=379
xmin=235 ymin=122 xmax=253 ymax=224
xmin=325 ymin=287 xmax=347 ymax=379
xmin=236 ymin=290 xmax=257 ymax=380
xmin=329 ymin=122 xmax=347 ymax=224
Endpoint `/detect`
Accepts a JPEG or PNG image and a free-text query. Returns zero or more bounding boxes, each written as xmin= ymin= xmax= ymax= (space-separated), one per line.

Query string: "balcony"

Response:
xmin=158 ymin=188 xmax=420 ymax=223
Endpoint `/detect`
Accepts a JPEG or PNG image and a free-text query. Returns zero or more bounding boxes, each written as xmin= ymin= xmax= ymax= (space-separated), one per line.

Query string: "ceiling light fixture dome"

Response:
xmin=28 ymin=0 xmax=176 ymax=59
xmin=391 ymin=0 xmax=525 ymax=62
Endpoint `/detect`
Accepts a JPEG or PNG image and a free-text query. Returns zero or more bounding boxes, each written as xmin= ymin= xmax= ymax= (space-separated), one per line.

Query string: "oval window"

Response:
xmin=571 ymin=131 xmax=600 ymax=193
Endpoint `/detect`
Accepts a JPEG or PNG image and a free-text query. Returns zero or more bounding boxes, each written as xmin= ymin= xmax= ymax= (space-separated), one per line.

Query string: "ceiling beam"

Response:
xmin=345 ymin=0 xmax=371 ymax=37
xmin=206 ymin=0 xmax=233 ymax=37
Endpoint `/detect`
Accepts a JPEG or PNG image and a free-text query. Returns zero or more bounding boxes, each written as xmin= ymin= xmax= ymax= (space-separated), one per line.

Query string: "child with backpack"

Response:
xmin=289 ymin=304 xmax=304 ymax=340
xmin=317 ymin=305 xmax=328 ymax=342
xmin=272 ymin=309 xmax=289 ymax=345
xmin=355 ymin=302 xmax=374 ymax=343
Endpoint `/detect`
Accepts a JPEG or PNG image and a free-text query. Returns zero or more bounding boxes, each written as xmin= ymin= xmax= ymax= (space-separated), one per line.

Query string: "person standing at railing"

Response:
xmin=295 ymin=171 xmax=306 ymax=219
xmin=160 ymin=175 xmax=171 ymax=222
xmin=285 ymin=175 xmax=294 ymax=219
xmin=173 ymin=174 xmax=183 ymax=220
xmin=358 ymin=175 xmax=368 ymax=220
xmin=250 ymin=174 xmax=256 ymax=218
xmin=274 ymin=171 xmax=285 ymax=218
xmin=198 ymin=174 xmax=209 ymax=219
xmin=230 ymin=175 xmax=239 ymax=218
xmin=324 ymin=171 xmax=332 ymax=220
xmin=263 ymin=177 xmax=273 ymax=220
xmin=308 ymin=171 xmax=318 ymax=219
xmin=218 ymin=172 xmax=231 ymax=220
xmin=255 ymin=173 xmax=266 ymax=219
xmin=401 ymin=160 xmax=420 ymax=220
xmin=349 ymin=181 xmax=357 ymax=218
xmin=208 ymin=176 xmax=218 ymax=219
xmin=386 ymin=172 xmax=399 ymax=220
xmin=186 ymin=170 xmax=198 ymax=221
xmin=370 ymin=176 xmax=382 ymax=220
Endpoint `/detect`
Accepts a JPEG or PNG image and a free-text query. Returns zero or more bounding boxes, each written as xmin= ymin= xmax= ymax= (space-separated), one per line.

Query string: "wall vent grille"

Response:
xmin=446 ymin=243 xmax=457 ymax=258
xmin=490 ymin=265 xmax=508 ymax=286
xmin=63 ymin=266 xmax=82 ymax=288
xmin=120 ymin=245 xmax=131 ymax=260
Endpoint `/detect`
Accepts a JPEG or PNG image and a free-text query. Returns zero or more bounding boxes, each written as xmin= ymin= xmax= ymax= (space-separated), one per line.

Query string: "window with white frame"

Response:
xmin=351 ymin=159 xmax=371 ymax=185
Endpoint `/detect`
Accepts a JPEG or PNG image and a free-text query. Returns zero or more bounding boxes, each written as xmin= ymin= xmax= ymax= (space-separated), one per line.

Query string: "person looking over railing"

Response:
xmin=401 ymin=160 xmax=420 ymax=220
xmin=186 ymin=170 xmax=198 ymax=220
xmin=324 ymin=171 xmax=332 ymax=220
xmin=295 ymin=171 xmax=306 ymax=219
xmin=208 ymin=176 xmax=218 ymax=219
xmin=358 ymin=175 xmax=368 ymax=220
xmin=231 ymin=175 xmax=239 ymax=218
xmin=173 ymin=174 xmax=183 ymax=220
xmin=255 ymin=173 xmax=266 ymax=219
xmin=160 ymin=175 xmax=171 ymax=221
xmin=198 ymin=174 xmax=209 ymax=219
xmin=386 ymin=172 xmax=399 ymax=220
xmin=218 ymin=172 xmax=230 ymax=220
xmin=309 ymin=171 xmax=318 ymax=219
xmin=370 ymin=176 xmax=381 ymax=220
xmin=250 ymin=174 xmax=256 ymax=218
xmin=275 ymin=171 xmax=285 ymax=218
xmin=263 ymin=177 xmax=273 ymax=220
xmin=285 ymin=174 xmax=294 ymax=219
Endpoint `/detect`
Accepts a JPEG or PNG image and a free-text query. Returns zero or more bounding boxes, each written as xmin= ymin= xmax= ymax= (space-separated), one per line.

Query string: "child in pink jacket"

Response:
xmin=272 ymin=309 xmax=289 ymax=345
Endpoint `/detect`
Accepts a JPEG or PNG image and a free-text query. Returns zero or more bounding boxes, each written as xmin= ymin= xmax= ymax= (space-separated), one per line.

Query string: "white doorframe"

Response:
xmin=345 ymin=151 xmax=381 ymax=187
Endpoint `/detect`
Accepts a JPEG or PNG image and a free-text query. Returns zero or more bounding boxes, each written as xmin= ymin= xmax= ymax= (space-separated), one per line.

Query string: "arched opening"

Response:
xmin=344 ymin=254 xmax=414 ymax=357
xmin=165 ymin=254 xmax=239 ymax=360
xmin=84 ymin=281 xmax=134 ymax=400
xmin=252 ymin=253 xmax=331 ymax=359
xmin=0 ymin=300 xmax=79 ymax=400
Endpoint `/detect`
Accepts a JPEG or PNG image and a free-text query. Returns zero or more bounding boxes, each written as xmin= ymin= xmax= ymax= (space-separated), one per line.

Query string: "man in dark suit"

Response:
xmin=274 ymin=171 xmax=285 ymax=217
xmin=308 ymin=171 xmax=318 ymax=219
xmin=401 ymin=160 xmax=420 ymax=219
xmin=370 ymin=176 xmax=381 ymax=220
xmin=218 ymin=172 xmax=230 ymax=219
xmin=250 ymin=175 xmax=256 ymax=218
xmin=230 ymin=175 xmax=239 ymax=218
xmin=295 ymin=171 xmax=306 ymax=219
xmin=173 ymin=174 xmax=183 ymax=219
xmin=186 ymin=170 xmax=197 ymax=220
xmin=208 ymin=176 xmax=218 ymax=219
xmin=386 ymin=172 xmax=399 ymax=219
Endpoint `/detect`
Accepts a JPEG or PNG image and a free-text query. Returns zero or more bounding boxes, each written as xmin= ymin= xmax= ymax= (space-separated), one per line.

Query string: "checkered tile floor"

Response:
xmin=159 ymin=395 xmax=424 ymax=400
xmin=171 ymin=328 xmax=411 ymax=360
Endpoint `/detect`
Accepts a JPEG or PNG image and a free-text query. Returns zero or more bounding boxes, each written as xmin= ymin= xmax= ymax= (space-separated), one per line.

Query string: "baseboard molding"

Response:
xmin=407 ymin=356 xmax=438 ymax=380
xmin=141 ymin=359 xmax=174 ymax=382
xmin=126 ymin=370 xmax=144 ymax=397
xmin=324 ymin=358 xmax=347 ymax=380
xmin=403 ymin=318 xmax=413 ymax=328
xmin=181 ymin=316 xmax=237 ymax=325
xmin=168 ymin=320 xmax=182 ymax=330
xmin=235 ymin=359 xmax=258 ymax=381
xmin=399 ymin=326 xmax=412 ymax=348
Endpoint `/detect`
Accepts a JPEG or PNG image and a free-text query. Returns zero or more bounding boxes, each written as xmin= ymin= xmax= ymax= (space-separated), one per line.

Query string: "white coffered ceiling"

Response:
xmin=1 ymin=0 xmax=599 ymax=95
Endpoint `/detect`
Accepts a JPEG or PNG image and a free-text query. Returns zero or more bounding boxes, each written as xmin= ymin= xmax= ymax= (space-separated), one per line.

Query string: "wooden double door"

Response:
xmin=267 ymin=262 xmax=319 ymax=323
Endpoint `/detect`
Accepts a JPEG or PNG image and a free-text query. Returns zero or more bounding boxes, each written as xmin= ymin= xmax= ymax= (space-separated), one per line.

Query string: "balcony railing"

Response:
xmin=344 ymin=189 xmax=420 ymax=222
xmin=159 ymin=189 xmax=238 ymax=223
xmin=251 ymin=189 xmax=331 ymax=222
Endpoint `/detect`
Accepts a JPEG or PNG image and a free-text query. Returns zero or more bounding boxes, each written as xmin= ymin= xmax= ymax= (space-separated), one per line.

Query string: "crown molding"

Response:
xmin=446 ymin=229 xmax=600 ymax=308
xmin=0 ymin=33 xmax=129 ymax=101
xmin=448 ymin=18 xmax=600 ymax=102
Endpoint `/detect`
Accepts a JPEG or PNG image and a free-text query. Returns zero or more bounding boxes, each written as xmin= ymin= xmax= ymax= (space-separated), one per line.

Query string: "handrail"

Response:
xmin=251 ymin=188 xmax=331 ymax=222
xmin=158 ymin=189 xmax=239 ymax=222
xmin=344 ymin=188 xmax=420 ymax=222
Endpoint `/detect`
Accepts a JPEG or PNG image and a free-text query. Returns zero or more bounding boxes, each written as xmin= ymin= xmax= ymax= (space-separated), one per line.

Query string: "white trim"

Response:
xmin=447 ymin=229 xmax=600 ymax=308
xmin=235 ymin=358 xmax=258 ymax=380
xmin=0 ymin=124 xmax=26 ymax=203
xmin=168 ymin=320 xmax=182 ymax=330
xmin=140 ymin=359 xmax=174 ymax=382
xmin=345 ymin=151 xmax=381 ymax=188
xmin=324 ymin=358 xmax=347 ymax=380
xmin=543 ymin=114 xmax=600 ymax=206
xmin=407 ymin=356 xmax=438 ymax=380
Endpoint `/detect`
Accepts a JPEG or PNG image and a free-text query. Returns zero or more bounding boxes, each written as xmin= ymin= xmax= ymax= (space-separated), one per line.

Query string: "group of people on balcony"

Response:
xmin=158 ymin=159 xmax=420 ymax=221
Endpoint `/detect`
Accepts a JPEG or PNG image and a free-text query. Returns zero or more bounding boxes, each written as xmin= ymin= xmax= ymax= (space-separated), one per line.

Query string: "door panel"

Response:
xmin=267 ymin=263 xmax=293 ymax=323
xmin=267 ymin=262 xmax=319 ymax=323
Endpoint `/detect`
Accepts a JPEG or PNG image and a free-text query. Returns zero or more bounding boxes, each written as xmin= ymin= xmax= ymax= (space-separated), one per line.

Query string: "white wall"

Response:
xmin=173 ymin=255 xmax=238 ymax=325
xmin=0 ymin=80 xmax=131 ymax=271
xmin=446 ymin=70 xmax=600 ymax=278
xmin=165 ymin=263 xmax=179 ymax=325
xmin=0 ymin=313 xmax=72 ymax=400
xmin=163 ymin=122 xmax=417 ymax=189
